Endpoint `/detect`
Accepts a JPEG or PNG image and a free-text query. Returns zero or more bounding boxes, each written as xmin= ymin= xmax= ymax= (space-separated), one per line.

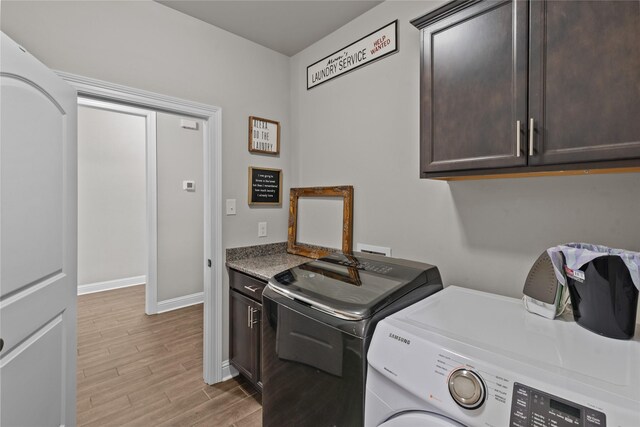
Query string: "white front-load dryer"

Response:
xmin=365 ymin=286 xmax=640 ymax=427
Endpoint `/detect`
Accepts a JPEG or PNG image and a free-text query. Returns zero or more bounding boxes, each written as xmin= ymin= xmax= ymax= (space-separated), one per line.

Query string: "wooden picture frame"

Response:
xmin=248 ymin=167 xmax=282 ymax=206
xmin=287 ymin=186 xmax=354 ymax=258
xmin=248 ymin=116 xmax=280 ymax=154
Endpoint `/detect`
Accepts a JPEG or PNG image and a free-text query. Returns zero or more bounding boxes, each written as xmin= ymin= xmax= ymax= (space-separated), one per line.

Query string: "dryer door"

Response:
xmin=381 ymin=411 xmax=464 ymax=427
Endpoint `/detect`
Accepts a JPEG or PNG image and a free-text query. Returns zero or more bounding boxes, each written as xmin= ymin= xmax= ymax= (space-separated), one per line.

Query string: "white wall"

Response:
xmin=290 ymin=1 xmax=640 ymax=298
xmin=77 ymin=106 xmax=146 ymax=286
xmin=0 ymin=0 xmax=290 ymax=359
xmin=297 ymin=197 xmax=343 ymax=249
xmin=156 ymin=112 xmax=204 ymax=302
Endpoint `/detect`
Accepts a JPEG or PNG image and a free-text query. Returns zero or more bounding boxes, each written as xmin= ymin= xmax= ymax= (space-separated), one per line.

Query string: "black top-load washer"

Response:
xmin=262 ymin=251 xmax=443 ymax=427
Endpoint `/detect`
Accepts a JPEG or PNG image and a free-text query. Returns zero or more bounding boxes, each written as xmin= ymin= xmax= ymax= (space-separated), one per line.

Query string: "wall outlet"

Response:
xmin=258 ymin=222 xmax=267 ymax=237
xmin=226 ymin=199 xmax=236 ymax=215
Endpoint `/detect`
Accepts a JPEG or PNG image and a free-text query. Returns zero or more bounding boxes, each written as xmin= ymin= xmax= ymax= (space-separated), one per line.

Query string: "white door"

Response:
xmin=0 ymin=32 xmax=77 ymax=426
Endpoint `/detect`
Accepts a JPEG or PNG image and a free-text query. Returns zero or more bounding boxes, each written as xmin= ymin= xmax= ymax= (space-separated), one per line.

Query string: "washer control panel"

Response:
xmin=510 ymin=383 xmax=606 ymax=427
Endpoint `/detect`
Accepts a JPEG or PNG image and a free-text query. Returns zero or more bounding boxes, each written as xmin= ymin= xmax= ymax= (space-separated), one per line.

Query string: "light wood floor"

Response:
xmin=77 ymin=285 xmax=262 ymax=426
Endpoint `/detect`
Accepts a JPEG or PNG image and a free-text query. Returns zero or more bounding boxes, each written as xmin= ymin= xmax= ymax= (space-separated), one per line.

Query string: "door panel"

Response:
xmin=421 ymin=0 xmax=528 ymax=173
xmin=529 ymin=0 xmax=640 ymax=165
xmin=1 ymin=316 xmax=65 ymax=427
xmin=0 ymin=32 xmax=77 ymax=426
xmin=1 ymin=76 xmax=64 ymax=294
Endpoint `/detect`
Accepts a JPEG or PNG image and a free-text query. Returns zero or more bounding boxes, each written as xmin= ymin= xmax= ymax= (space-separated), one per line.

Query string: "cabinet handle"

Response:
xmin=529 ymin=118 xmax=535 ymax=156
xmin=516 ymin=120 xmax=521 ymax=157
xmin=251 ymin=309 xmax=259 ymax=327
xmin=247 ymin=306 xmax=251 ymax=328
xmin=243 ymin=285 xmax=260 ymax=293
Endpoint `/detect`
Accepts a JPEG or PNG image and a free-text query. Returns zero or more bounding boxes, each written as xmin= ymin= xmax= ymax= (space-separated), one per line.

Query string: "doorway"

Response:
xmin=61 ymin=71 xmax=224 ymax=385
xmin=77 ymin=99 xmax=155 ymax=312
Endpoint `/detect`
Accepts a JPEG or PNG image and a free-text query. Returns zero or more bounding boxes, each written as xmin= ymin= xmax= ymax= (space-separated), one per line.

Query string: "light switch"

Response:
xmin=183 ymin=180 xmax=195 ymax=191
xmin=258 ymin=222 xmax=267 ymax=237
xmin=226 ymin=199 xmax=236 ymax=215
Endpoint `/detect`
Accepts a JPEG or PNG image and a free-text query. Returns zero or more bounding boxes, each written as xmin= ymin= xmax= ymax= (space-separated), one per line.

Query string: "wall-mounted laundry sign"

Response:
xmin=248 ymin=167 xmax=282 ymax=206
xmin=307 ymin=20 xmax=398 ymax=90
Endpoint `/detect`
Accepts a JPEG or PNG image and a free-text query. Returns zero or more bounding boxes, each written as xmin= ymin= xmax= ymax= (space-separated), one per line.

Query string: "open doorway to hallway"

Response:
xmin=75 ymin=98 xmax=236 ymax=423
xmin=77 ymin=98 xmax=207 ymax=312
xmin=77 ymin=101 xmax=149 ymax=298
xmin=60 ymin=71 xmax=225 ymax=386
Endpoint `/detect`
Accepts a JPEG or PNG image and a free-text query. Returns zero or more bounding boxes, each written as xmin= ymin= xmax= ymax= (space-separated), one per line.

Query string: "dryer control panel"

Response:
xmin=510 ymin=383 xmax=606 ymax=427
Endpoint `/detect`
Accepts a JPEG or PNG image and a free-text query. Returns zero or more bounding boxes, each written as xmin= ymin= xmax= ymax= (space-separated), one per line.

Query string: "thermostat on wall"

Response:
xmin=183 ymin=180 xmax=196 ymax=191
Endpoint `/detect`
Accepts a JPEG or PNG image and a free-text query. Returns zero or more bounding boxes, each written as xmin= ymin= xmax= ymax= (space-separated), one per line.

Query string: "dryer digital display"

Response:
xmin=510 ymin=383 xmax=606 ymax=427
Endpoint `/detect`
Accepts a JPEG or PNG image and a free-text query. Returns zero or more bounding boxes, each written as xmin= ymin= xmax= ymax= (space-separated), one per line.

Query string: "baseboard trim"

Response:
xmin=222 ymin=359 xmax=239 ymax=382
xmin=156 ymin=292 xmax=204 ymax=313
xmin=78 ymin=275 xmax=146 ymax=295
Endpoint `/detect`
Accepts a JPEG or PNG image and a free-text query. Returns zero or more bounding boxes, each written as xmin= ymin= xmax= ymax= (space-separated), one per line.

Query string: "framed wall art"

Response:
xmin=248 ymin=167 xmax=282 ymax=206
xmin=249 ymin=116 xmax=280 ymax=154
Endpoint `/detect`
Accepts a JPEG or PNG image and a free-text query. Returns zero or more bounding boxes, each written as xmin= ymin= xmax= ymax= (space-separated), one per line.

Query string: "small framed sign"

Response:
xmin=248 ymin=167 xmax=282 ymax=206
xmin=249 ymin=116 xmax=280 ymax=154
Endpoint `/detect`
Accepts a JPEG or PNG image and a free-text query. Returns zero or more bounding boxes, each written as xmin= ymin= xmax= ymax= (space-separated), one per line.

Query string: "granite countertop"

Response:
xmin=225 ymin=242 xmax=311 ymax=281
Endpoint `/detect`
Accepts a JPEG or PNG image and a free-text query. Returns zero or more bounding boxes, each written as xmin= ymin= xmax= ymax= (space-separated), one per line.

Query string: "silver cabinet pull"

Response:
xmin=251 ymin=308 xmax=259 ymax=328
xmin=244 ymin=285 xmax=260 ymax=293
xmin=516 ymin=120 xmax=521 ymax=157
xmin=529 ymin=118 xmax=535 ymax=156
xmin=248 ymin=308 xmax=258 ymax=329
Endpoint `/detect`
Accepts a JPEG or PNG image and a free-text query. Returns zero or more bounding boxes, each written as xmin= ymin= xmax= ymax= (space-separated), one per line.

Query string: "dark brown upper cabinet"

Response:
xmin=529 ymin=0 xmax=640 ymax=166
xmin=416 ymin=0 xmax=528 ymax=173
xmin=412 ymin=0 xmax=640 ymax=179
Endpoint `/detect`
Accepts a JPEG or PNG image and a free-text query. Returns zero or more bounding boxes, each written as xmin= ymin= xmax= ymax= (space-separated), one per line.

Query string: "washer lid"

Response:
xmin=267 ymin=252 xmax=439 ymax=320
xmin=380 ymin=412 xmax=463 ymax=427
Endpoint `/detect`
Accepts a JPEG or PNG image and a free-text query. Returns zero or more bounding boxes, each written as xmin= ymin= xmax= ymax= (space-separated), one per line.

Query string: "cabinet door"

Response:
xmin=229 ymin=291 xmax=258 ymax=382
xmin=529 ymin=1 xmax=640 ymax=165
xmin=420 ymin=0 xmax=528 ymax=174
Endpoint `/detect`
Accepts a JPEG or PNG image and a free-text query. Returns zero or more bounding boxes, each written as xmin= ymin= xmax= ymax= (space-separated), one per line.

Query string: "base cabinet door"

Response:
xmin=419 ymin=0 xmax=528 ymax=174
xmin=528 ymin=0 xmax=640 ymax=166
xmin=229 ymin=291 xmax=260 ymax=384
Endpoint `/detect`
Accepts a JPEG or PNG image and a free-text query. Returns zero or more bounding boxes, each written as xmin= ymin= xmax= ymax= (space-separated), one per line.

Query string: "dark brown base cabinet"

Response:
xmin=229 ymin=269 xmax=265 ymax=391
xmin=412 ymin=0 xmax=640 ymax=179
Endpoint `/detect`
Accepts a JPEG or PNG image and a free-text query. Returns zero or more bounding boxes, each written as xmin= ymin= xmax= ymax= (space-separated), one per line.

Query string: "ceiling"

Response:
xmin=155 ymin=1 xmax=383 ymax=57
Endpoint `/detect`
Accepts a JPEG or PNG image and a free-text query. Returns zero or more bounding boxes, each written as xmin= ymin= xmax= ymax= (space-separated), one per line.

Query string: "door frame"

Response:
xmin=60 ymin=71 xmax=224 ymax=385
xmin=77 ymin=97 xmax=158 ymax=313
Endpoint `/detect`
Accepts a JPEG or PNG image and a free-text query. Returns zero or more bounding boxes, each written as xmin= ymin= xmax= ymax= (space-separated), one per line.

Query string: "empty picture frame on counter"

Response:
xmin=287 ymin=186 xmax=354 ymax=258
xmin=248 ymin=116 xmax=280 ymax=154
xmin=248 ymin=167 xmax=282 ymax=206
